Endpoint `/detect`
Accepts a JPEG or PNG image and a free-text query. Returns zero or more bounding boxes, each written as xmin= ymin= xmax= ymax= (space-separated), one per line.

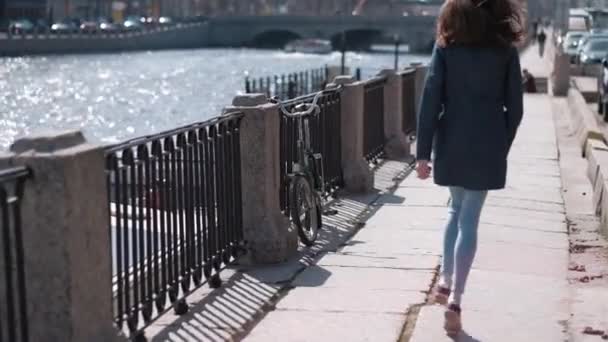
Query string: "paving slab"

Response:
xmin=411 ymin=304 xmax=567 ymax=342
xmin=481 ymin=204 xmax=567 ymax=223
xmin=291 ymin=265 xmax=433 ymax=291
xmin=490 ymin=188 xmax=564 ymax=204
xmin=317 ymin=251 xmax=440 ymax=269
xmin=411 ymin=270 xmax=570 ymax=342
xmin=478 ymin=223 xmax=568 ymax=249
xmin=485 ymin=195 xmax=566 ymax=213
xmin=472 ymin=230 xmax=569 ymax=279
xmin=276 ymin=287 xmax=424 ymax=314
xmin=478 ymin=211 xmax=566 ymax=233
xmin=343 ymin=228 xmax=442 ymax=256
xmin=245 ymin=311 xmax=405 ymax=342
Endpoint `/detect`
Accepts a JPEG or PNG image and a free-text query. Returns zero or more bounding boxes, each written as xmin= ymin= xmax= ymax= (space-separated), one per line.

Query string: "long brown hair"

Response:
xmin=436 ymin=0 xmax=524 ymax=47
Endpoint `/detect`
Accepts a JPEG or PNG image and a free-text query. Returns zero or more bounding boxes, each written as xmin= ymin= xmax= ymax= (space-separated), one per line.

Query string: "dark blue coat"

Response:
xmin=416 ymin=44 xmax=524 ymax=190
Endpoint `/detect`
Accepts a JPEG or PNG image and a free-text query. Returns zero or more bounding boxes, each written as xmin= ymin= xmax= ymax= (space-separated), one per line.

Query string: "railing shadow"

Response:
xmin=147 ymin=158 xmax=414 ymax=341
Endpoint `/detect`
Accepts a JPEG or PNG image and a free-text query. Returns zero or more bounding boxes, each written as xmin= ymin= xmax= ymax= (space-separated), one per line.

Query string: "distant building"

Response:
xmin=2 ymin=0 xmax=47 ymax=20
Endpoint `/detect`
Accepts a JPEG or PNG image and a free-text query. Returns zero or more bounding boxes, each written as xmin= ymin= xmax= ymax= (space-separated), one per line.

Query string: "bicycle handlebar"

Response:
xmin=273 ymin=91 xmax=324 ymax=118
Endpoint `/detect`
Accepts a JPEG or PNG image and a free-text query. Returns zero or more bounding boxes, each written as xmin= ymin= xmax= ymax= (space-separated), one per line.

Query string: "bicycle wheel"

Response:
xmin=289 ymin=175 xmax=320 ymax=246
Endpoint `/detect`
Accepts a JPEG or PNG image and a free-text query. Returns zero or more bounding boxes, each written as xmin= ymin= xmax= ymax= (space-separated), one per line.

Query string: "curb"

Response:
xmin=566 ymin=87 xmax=604 ymax=156
xmin=585 ymin=139 xmax=608 ymax=238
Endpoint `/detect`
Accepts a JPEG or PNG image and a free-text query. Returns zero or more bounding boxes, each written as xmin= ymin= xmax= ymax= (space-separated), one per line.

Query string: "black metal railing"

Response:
xmin=104 ymin=112 xmax=244 ymax=337
xmin=363 ymin=77 xmax=387 ymax=163
xmin=401 ymin=69 xmax=417 ymax=135
xmin=245 ymin=67 xmax=329 ymax=100
xmin=0 ymin=166 xmax=30 ymax=342
xmin=278 ymin=89 xmax=343 ymax=213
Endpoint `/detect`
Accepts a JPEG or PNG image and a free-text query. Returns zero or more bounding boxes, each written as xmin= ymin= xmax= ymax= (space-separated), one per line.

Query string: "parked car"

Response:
xmin=35 ymin=19 xmax=49 ymax=32
xmin=577 ymin=33 xmax=608 ymax=63
xmin=597 ymin=58 xmax=608 ymax=116
xmin=140 ymin=16 xmax=157 ymax=26
xmin=99 ymin=22 xmax=120 ymax=33
xmin=158 ymin=17 xmax=173 ymax=25
xmin=580 ymin=39 xmax=608 ymax=63
xmin=123 ymin=18 xmax=142 ymax=31
xmin=9 ymin=19 xmax=34 ymax=34
xmin=51 ymin=20 xmax=77 ymax=34
xmin=563 ymin=31 xmax=588 ymax=63
xmin=80 ymin=21 xmax=99 ymax=34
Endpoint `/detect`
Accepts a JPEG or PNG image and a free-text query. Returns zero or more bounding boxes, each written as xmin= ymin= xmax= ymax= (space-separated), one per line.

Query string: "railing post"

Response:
xmin=551 ymin=44 xmax=570 ymax=96
xmin=411 ymin=63 xmax=428 ymax=114
xmin=0 ymin=131 xmax=126 ymax=342
xmin=245 ymin=76 xmax=251 ymax=93
xmin=223 ymin=94 xmax=298 ymax=264
xmin=378 ymin=69 xmax=411 ymax=159
xmin=331 ymin=76 xmax=374 ymax=193
xmin=327 ymin=65 xmax=349 ymax=83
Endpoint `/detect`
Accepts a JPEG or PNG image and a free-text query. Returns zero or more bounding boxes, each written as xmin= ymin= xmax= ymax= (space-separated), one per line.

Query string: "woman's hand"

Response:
xmin=416 ymin=160 xmax=432 ymax=180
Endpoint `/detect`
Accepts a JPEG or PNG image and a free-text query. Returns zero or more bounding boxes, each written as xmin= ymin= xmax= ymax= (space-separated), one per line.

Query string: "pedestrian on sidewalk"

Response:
xmin=415 ymin=0 xmax=524 ymax=336
xmin=522 ymin=69 xmax=537 ymax=93
xmin=537 ymin=29 xmax=547 ymax=57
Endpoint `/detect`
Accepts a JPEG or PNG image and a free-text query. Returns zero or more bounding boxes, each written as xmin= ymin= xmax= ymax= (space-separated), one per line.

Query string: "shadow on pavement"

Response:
xmin=146 ymin=159 xmax=415 ymax=341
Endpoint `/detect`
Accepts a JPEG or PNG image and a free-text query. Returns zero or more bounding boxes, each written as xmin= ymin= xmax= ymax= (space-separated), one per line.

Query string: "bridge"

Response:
xmin=205 ymin=14 xmax=438 ymax=52
xmin=0 ymin=14 xmax=438 ymax=56
xmin=1 ymin=27 xmax=607 ymax=342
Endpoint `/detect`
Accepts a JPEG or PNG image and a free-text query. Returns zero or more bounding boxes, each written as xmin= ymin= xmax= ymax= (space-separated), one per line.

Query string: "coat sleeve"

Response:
xmin=505 ymin=47 xmax=524 ymax=153
xmin=416 ymin=44 xmax=445 ymax=161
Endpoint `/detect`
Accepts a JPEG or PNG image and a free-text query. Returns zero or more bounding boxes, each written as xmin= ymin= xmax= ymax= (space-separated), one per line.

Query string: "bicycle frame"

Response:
xmin=293 ymin=113 xmax=325 ymax=195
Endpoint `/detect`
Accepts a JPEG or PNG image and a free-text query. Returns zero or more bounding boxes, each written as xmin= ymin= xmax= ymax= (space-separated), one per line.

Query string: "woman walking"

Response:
xmin=415 ymin=0 xmax=524 ymax=335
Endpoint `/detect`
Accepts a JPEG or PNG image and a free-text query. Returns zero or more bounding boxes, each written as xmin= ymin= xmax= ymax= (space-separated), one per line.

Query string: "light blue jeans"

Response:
xmin=442 ymin=186 xmax=488 ymax=297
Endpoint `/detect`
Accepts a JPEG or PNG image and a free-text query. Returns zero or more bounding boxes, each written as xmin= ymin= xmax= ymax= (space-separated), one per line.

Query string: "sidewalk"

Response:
xmin=410 ymin=93 xmax=570 ymax=341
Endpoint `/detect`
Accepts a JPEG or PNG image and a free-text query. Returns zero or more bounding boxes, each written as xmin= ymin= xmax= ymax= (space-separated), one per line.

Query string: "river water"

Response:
xmin=0 ymin=48 xmax=429 ymax=149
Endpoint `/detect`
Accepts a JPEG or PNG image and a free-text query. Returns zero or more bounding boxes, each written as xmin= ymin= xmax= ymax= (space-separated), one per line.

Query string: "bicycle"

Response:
xmin=273 ymin=91 xmax=330 ymax=246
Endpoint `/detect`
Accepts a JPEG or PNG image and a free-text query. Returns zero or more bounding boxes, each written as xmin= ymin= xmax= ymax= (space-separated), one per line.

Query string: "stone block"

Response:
xmin=551 ymin=50 xmax=570 ymax=96
xmin=223 ymin=100 xmax=298 ymax=264
xmin=326 ymin=65 xmax=349 ymax=82
xmin=413 ymin=64 xmax=428 ymax=112
xmin=232 ymin=93 xmax=267 ymax=107
xmin=0 ymin=131 xmax=126 ymax=342
xmin=566 ymin=88 xmax=605 ymax=156
xmin=339 ymin=82 xmax=374 ymax=193
xmin=586 ymin=141 xmax=608 ymax=214
xmin=378 ymin=69 xmax=411 ymax=159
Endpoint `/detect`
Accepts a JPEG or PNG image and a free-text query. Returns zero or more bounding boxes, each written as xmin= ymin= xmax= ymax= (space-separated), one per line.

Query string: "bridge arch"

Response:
xmin=250 ymin=30 xmax=302 ymax=48
xmin=329 ymin=28 xmax=385 ymax=51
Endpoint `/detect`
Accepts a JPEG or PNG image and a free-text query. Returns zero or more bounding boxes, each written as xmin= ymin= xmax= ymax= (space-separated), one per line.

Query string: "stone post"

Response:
xmin=411 ymin=63 xmax=428 ymax=113
xmin=327 ymin=65 xmax=350 ymax=83
xmin=333 ymin=76 xmax=374 ymax=193
xmin=378 ymin=69 xmax=411 ymax=159
xmin=0 ymin=131 xmax=126 ymax=342
xmin=223 ymin=94 xmax=298 ymax=264
xmin=551 ymin=45 xmax=570 ymax=97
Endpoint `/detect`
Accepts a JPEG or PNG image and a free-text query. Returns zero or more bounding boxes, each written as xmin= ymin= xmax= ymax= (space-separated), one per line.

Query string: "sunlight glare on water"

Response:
xmin=0 ymin=48 xmax=429 ymax=149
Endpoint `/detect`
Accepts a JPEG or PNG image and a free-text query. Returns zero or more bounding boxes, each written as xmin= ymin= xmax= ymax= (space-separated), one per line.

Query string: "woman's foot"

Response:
xmin=434 ymin=286 xmax=451 ymax=305
xmin=444 ymin=303 xmax=462 ymax=336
